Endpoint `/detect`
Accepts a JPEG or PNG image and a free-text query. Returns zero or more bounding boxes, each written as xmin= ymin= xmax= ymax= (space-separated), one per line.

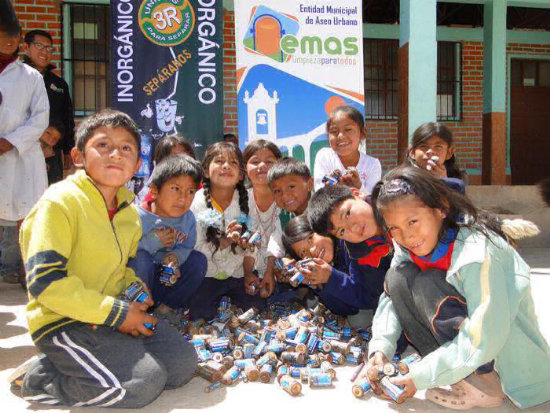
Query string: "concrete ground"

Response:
xmin=0 ymin=246 xmax=549 ymax=413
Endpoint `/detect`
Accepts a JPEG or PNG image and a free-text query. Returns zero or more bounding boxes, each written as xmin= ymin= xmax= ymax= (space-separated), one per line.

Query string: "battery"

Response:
xmin=352 ymin=377 xmax=372 ymax=398
xmin=309 ymin=372 xmax=332 ymax=387
xmin=380 ymin=376 xmax=404 ymax=401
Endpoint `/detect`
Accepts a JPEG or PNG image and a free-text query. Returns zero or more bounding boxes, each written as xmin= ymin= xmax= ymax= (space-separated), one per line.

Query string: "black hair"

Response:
xmin=153 ymin=134 xmax=195 ymax=165
xmin=75 ymin=109 xmax=141 ymax=154
xmin=243 ymin=139 xmax=282 ymax=165
xmin=405 ymin=122 xmax=464 ymax=179
xmin=307 ymin=185 xmax=355 ymax=235
xmin=24 ymin=29 xmax=52 ymax=45
xmin=223 ymin=133 xmax=238 ymax=145
xmin=49 ymin=119 xmax=66 ymax=138
xmin=282 ymin=215 xmax=313 ymax=261
xmin=326 ymin=105 xmax=365 ymax=134
xmin=201 ymin=141 xmax=249 ymax=253
xmin=149 ymin=154 xmax=202 ymax=190
xmin=371 ymin=166 xmax=505 ymax=244
xmin=267 ymin=156 xmax=311 ymax=184
xmin=0 ymin=0 xmax=21 ymax=37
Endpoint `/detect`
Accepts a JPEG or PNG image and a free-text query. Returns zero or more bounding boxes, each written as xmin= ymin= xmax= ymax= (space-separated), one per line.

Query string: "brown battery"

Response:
xmin=222 ymin=355 xmax=235 ymax=370
xmin=367 ymin=365 xmax=385 ymax=383
xmin=277 ymin=318 xmax=291 ymax=330
xmin=232 ymin=347 xmax=244 ymax=359
xmin=244 ymin=363 xmax=260 ymax=382
xmin=294 ymin=343 xmax=307 ymax=353
xmin=329 ymin=339 xmax=351 ymax=354
xmin=280 ymin=351 xmax=305 ymax=364
xmin=278 ymin=374 xmax=302 ymax=396
xmin=259 ymin=364 xmax=273 ymax=383
xmin=205 ymin=360 xmax=227 ymax=374
xmin=196 ymin=363 xmax=222 ymax=383
xmin=211 ymin=352 xmax=224 ymax=363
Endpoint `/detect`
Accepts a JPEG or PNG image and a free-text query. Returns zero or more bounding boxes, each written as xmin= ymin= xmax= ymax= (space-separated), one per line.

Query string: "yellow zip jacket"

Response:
xmin=20 ymin=170 xmax=143 ymax=343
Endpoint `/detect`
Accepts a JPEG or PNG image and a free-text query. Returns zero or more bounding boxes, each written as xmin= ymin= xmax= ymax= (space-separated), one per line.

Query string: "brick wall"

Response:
xmin=13 ymin=0 xmax=62 ymax=74
xmin=222 ymin=8 xmax=238 ymax=135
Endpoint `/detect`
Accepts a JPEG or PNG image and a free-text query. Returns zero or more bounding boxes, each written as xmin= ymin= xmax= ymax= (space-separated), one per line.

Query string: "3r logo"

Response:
xmin=139 ymin=0 xmax=195 ymax=46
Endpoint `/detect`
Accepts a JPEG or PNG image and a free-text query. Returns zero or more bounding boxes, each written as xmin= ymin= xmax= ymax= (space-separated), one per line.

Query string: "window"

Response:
xmin=363 ymin=39 xmax=461 ymax=121
xmin=63 ymin=2 xmax=110 ymax=115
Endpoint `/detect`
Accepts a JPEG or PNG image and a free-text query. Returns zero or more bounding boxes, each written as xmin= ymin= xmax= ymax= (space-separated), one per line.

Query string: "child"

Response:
xmin=314 ymin=105 xmax=381 ymax=194
xmin=13 ymin=109 xmax=197 ymax=408
xmin=405 ymin=122 xmax=465 ymax=193
xmin=242 ymin=139 xmax=283 ymax=298
xmin=306 ymin=185 xmax=392 ymax=318
xmin=267 ymin=157 xmax=313 ymax=229
xmin=367 ymin=166 xmax=550 ymax=409
xmin=282 ymin=215 xmax=380 ymax=318
xmin=188 ymin=142 xmax=265 ymax=320
xmin=0 ymin=4 xmax=49 ymax=285
xmin=138 ymin=134 xmax=196 ymax=207
xmin=129 ymin=154 xmax=207 ymax=322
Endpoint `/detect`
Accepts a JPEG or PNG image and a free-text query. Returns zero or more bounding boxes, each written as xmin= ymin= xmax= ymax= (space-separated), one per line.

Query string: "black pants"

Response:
xmin=386 ymin=262 xmax=493 ymax=374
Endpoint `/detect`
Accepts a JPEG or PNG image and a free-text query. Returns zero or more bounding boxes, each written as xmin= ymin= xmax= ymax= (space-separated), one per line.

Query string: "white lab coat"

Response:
xmin=0 ymin=59 xmax=49 ymax=221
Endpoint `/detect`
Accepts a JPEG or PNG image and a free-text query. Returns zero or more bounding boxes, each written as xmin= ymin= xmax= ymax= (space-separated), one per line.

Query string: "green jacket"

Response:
xmin=20 ymin=170 xmax=143 ymax=343
xmin=369 ymin=227 xmax=550 ymax=408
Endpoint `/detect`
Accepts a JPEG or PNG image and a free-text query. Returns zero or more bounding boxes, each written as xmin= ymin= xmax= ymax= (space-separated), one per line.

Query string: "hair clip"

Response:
xmin=382 ymin=178 xmax=413 ymax=195
xmin=196 ymin=208 xmax=223 ymax=229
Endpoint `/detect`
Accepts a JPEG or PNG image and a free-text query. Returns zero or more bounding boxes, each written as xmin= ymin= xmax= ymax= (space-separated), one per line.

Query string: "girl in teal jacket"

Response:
xmin=367 ymin=166 xmax=550 ymax=410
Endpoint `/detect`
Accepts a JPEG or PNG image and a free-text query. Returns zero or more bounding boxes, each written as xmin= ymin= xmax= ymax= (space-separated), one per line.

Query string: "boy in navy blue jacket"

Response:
xmin=306 ymin=185 xmax=392 ymax=315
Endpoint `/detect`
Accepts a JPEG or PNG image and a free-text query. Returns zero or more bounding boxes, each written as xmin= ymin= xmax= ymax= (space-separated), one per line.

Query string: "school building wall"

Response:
xmin=12 ymin=2 xmax=550 ymax=184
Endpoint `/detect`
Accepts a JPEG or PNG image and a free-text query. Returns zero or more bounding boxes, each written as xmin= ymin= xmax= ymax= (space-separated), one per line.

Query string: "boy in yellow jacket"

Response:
xmin=12 ymin=109 xmax=197 ymax=408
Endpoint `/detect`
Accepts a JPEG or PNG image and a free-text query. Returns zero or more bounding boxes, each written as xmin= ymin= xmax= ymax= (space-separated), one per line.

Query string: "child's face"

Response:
xmin=150 ymin=175 xmax=197 ymax=218
xmin=409 ymin=135 xmax=453 ymax=170
xmin=0 ymin=32 xmax=20 ymax=57
xmin=205 ymin=149 xmax=242 ymax=189
xmin=246 ymin=148 xmax=278 ymax=187
xmin=72 ymin=126 xmax=140 ymax=194
xmin=270 ymin=174 xmax=313 ymax=214
xmin=381 ymin=195 xmax=445 ymax=257
xmin=327 ymin=112 xmax=364 ymax=159
xmin=291 ymin=232 xmax=334 ymax=263
xmin=329 ymin=196 xmax=378 ymax=243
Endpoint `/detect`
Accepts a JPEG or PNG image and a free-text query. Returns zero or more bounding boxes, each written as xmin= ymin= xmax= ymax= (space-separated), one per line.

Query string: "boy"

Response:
xmin=12 ymin=109 xmax=197 ymax=408
xmin=307 ymin=185 xmax=392 ymax=319
xmin=267 ymin=157 xmax=313 ymax=229
xmin=129 ymin=154 xmax=207 ymax=322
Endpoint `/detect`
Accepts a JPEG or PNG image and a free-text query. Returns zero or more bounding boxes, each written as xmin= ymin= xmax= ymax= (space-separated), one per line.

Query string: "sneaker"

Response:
xmin=8 ymin=355 xmax=41 ymax=389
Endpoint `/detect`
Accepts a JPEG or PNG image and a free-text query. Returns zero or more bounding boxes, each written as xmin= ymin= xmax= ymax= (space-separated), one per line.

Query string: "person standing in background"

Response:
xmin=23 ymin=29 xmax=74 ymax=184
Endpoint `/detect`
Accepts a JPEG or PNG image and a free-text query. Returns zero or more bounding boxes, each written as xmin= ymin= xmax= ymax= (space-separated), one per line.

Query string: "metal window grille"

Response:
xmin=363 ymin=39 xmax=461 ymax=121
xmin=63 ymin=3 xmax=110 ymax=115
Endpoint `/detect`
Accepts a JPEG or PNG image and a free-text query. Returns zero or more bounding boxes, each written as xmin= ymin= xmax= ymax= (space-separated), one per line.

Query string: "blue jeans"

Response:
xmin=128 ymin=250 xmax=207 ymax=310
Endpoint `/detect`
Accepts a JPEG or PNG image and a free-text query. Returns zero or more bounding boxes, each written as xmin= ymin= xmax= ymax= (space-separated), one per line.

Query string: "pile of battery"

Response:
xmin=180 ymin=297 xmax=419 ymax=398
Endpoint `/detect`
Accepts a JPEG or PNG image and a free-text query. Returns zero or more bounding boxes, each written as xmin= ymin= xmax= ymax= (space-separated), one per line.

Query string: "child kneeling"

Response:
xmin=13 ymin=110 xmax=197 ymax=408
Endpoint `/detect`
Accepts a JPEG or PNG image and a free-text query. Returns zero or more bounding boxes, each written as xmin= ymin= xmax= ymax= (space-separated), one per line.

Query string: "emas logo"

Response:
xmin=243 ymin=5 xmax=299 ymax=62
xmin=139 ymin=0 xmax=194 ymax=47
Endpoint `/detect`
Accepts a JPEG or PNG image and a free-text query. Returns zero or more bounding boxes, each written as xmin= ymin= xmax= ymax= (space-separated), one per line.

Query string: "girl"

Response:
xmin=282 ymin=215 xmax=378 ymax=319
xmin=406 ymin=122 xmax=464 ymax=180
xmin=242 ymin=139 xmax=282 ymax=298
xmin=188 ymin=142 xmax=265 ymax=320
xmin=367 ymin=166 xmax=550 ymax=410
xmin=314 ymin=105 xmax=381 ymax=194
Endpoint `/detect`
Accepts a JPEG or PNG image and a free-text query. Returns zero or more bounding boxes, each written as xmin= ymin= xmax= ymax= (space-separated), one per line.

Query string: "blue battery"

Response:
xmin=242 ymin=343 xmax=254 ymax=359
xmin=289 ymin=271 xmax=305 ymax=287
xmin=306 ymin=335 xmax=319 ymax=353
xmin=265 ymin=342 xmax=285 ymax=353
xmin=294 ymin=327 xmax=309 ymax=344
xmin=309 ymin=372 xmax=332 ymax=387
xmin=380 ymin=376 xmax=404 ymax=401
xmin=190 ymin=339 xmax=205 ymax=347
xmin=252 ymin=341 xmax=267 ymax=357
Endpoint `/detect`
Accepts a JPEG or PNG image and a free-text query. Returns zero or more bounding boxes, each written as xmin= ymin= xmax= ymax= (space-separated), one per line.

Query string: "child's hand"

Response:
xmin=340 ymin=168 xmax=362 ymax=189
xmin=425 ymin=155 xmax=448 ymax=178
xmin=259 ymin=268 xmax=275 ymax=298
xmin=274 ymin=257 xmax=296 ymax=282
xmin=154 ymin=227 xmax=176 ymax=248
xmin=299 ymin=258 xmax=331 ymax=286
xmin=366 ymin=351 xmax=389 ymax=396
xmin=0 ymin=137 xmax=14 ymax=155
xmin=117 ymin=301 xmax=156 ymax=337
xmin=162 ymin=253 xmax=181 ymax=280
xmin=390 ymin=374 xmax=417 ymax=403
xmin=244 ymin=272 xmax=260 ymax=295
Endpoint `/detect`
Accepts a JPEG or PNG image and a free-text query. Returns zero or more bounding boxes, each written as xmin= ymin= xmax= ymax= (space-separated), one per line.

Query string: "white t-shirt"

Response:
xmin=313 ymin=147 xmax=382 ymax=195
xmin=246 ymin=188 xmax=283 ymax=275
xmin=191 ymin=188 xmax=255 ymax=279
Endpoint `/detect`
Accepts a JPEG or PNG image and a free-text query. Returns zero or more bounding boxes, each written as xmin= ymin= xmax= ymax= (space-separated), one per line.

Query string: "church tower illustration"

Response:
xmin=243 ymin=83 xmax=279 ymax=142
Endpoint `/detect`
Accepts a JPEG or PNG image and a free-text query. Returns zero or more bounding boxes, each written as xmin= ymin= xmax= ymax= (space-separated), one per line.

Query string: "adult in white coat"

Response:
xmin=0 ymin=8 xmax=49 ymax=223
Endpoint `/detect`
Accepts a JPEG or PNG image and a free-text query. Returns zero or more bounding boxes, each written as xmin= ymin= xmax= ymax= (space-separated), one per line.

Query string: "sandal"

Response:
xmin=426 ymin=374 xmax=505 ymax=410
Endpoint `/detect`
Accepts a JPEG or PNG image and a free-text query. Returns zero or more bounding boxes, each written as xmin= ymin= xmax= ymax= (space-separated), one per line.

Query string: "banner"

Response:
xmin=234 ymin=0 xmax=364 ymax=170
xmin=111 ymin=0 xmax=223 ymax=190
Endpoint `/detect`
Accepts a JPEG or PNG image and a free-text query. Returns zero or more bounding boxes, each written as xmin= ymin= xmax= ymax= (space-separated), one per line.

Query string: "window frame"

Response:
xmin=62 ymin=0 xmax=110 ymax=117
